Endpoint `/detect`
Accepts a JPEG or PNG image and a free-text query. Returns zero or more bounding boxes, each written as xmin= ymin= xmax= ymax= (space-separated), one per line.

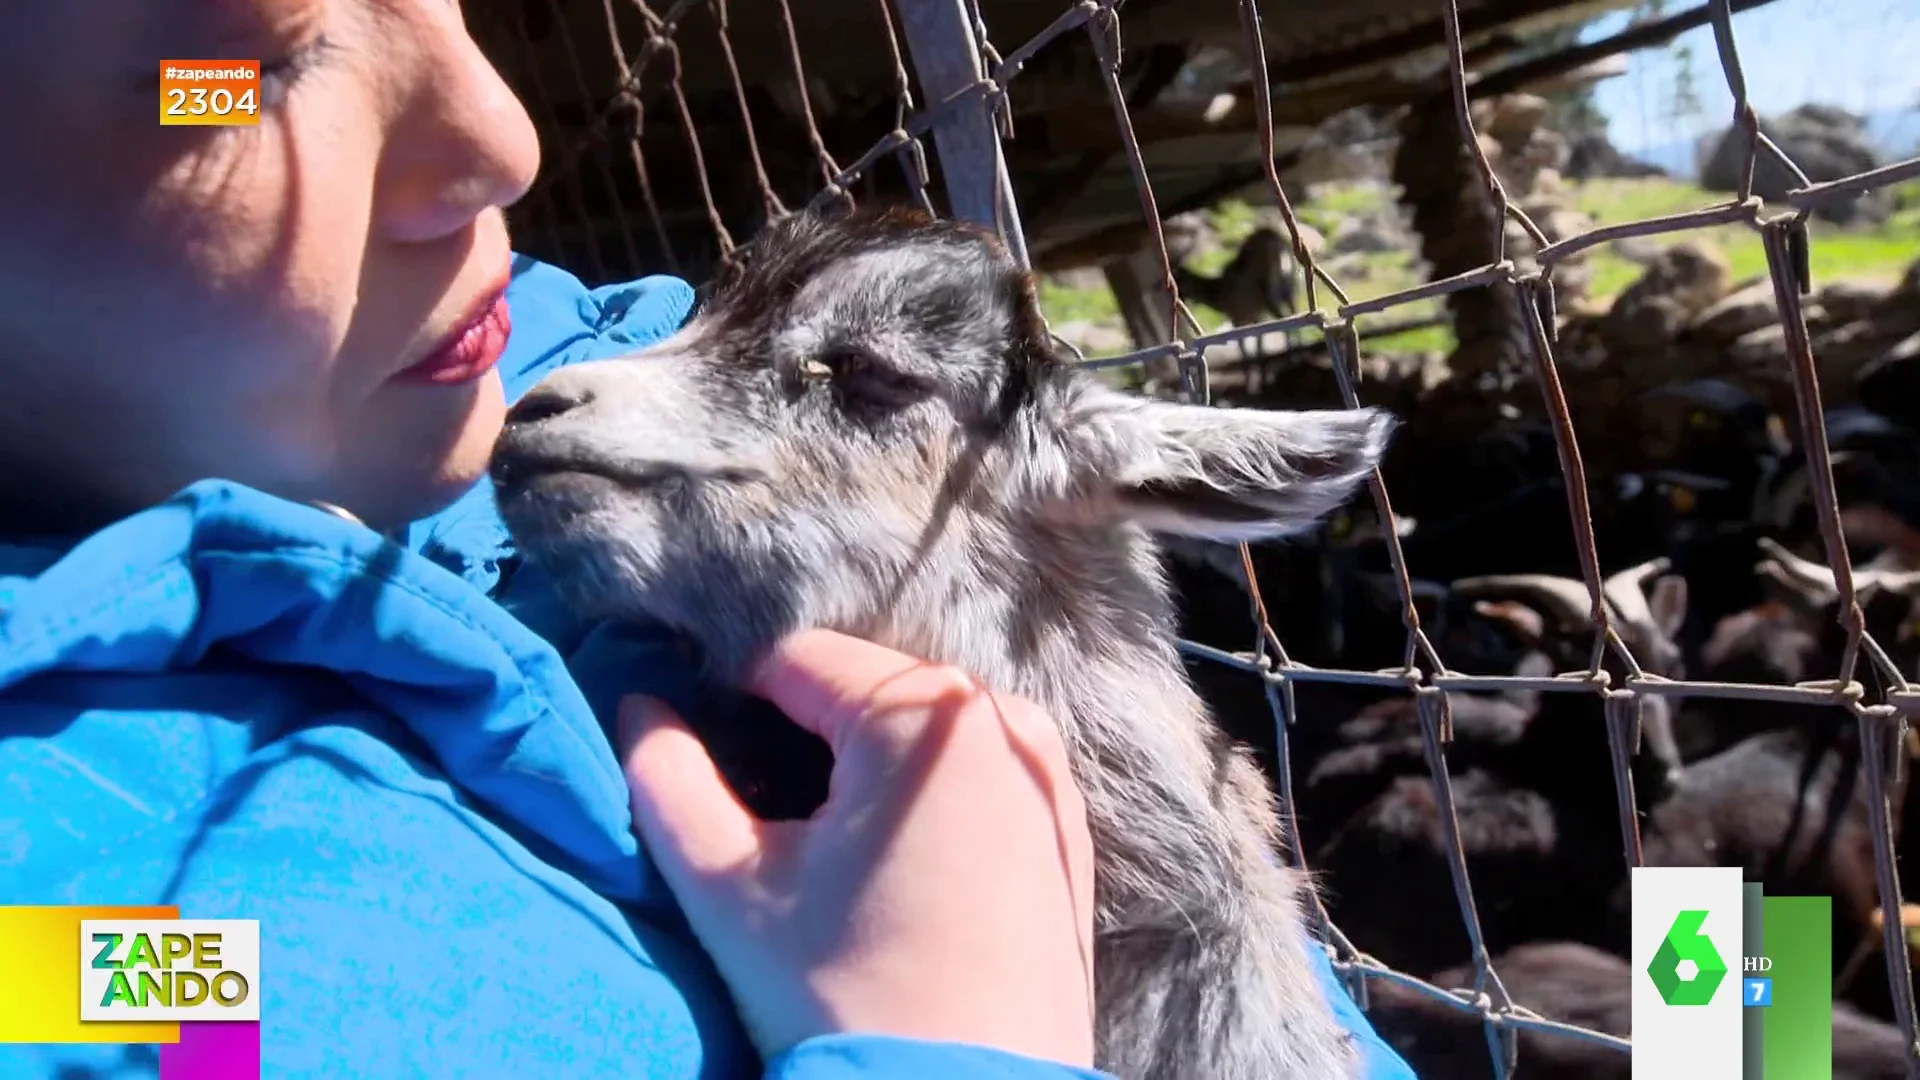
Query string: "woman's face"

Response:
xmin=0 ymin=0 xmax=541 ymax=532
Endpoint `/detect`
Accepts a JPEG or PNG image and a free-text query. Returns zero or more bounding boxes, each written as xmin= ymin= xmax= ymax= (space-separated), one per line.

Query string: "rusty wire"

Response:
xmin=520 ymin=0 xmax=1920 ymax=1071
xmin=870 ymin=0 xmax=939 ymax=216
xmin=544 ymin=0 xmax=646 ymax=274
xmin=709 ymin=0 xmax=787 ymax=223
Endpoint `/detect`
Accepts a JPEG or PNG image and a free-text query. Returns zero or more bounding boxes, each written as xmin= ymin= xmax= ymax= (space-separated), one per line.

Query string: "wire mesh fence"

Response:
xmin=480 ymin=0 xmax=1920 ymax=1073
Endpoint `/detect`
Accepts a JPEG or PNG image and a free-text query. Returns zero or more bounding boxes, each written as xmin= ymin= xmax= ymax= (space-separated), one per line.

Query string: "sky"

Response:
xmin=1581 ymin=0 xmax=1920 ymax=171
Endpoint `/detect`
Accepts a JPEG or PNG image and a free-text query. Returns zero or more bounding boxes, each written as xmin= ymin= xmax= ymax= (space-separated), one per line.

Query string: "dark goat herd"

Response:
xmin=1167 ymin=320 xmax=1920 ymax=1075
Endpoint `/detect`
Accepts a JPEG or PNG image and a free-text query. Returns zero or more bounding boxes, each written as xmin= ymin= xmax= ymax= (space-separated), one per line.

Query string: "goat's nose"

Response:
xmin=506 ymin=384 xmax=593 ymax=427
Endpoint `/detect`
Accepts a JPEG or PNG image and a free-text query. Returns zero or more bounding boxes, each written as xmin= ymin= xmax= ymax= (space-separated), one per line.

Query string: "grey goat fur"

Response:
xmin=490 ymin=205 xmax=1396 ymax=1079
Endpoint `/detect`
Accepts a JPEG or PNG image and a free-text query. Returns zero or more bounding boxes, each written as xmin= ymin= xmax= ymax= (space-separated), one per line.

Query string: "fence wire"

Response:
xmin=488 ymin=0 xmax=1920 ymax=1073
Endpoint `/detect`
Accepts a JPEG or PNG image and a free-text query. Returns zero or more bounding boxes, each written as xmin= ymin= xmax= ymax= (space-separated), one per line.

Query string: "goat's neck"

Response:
xmin=866 ymin=514 xmax=1294 ymax=927
xmin=871 ymin=518 xmax=1198 ymax=734
xmin=868 ymin=517 xmax=1223 ymax=796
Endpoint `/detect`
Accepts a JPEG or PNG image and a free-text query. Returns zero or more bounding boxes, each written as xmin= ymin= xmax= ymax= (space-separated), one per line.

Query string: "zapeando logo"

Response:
xmin=1647 ymin=909 xmax=1730 ymax=1006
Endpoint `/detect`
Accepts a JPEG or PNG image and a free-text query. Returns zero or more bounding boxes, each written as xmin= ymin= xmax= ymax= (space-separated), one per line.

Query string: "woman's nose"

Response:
xmin=377 ymin=16 xmax=542 ymax=243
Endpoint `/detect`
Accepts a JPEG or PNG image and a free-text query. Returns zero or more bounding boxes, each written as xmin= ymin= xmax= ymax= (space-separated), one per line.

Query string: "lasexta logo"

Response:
xmin=1647 ymin=909 xmax=1729 ymax=1005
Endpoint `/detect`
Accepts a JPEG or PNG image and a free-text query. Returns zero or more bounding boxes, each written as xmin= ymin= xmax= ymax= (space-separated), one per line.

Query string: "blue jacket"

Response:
xmin=0 ymin=256 xmax=1415 ymax=1079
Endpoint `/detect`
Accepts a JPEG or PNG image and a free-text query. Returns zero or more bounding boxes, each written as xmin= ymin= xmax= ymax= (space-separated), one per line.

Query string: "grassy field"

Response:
xmin=1571 ymin=176 xmax=1920 ymax=300
xmin=1038 ymin=175 xmax=1920 ymax=361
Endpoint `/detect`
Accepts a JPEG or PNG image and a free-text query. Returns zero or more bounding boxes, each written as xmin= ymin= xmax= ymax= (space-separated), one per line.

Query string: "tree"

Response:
xmin=1634 ymin=0 xmax=1706 ymax=129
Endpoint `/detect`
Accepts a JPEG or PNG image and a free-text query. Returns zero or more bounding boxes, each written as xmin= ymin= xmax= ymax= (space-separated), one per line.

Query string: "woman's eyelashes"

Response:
xmin=258 ymin=35 xmax=337 ymax=110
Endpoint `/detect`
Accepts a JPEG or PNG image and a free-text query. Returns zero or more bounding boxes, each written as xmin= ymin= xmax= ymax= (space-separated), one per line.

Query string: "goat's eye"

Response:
xmin=810 ymin=344 xmax=933 ymax=410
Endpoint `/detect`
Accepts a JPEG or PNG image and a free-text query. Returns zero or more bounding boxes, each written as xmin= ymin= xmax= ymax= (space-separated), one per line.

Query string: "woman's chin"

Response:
xmin=353 ymin=370 xmax=508 ymax=529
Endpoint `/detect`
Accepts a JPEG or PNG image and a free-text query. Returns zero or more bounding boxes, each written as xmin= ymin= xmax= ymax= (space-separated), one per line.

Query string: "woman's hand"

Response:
xmin=618 ymin=628 xmax=1097 ymax=1068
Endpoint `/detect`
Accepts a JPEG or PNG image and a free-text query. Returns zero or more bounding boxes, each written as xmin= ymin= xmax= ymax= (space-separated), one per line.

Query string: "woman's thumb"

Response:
xmin=618 ymin=694 xmax=762 ymax=883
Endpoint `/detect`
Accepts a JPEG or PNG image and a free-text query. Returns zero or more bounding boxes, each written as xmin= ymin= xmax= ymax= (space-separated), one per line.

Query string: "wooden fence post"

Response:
xmin=1101 ymin=251 xmax=1184 ymax=389
xmin=892 ymin=0 xmax=1031 ymax=268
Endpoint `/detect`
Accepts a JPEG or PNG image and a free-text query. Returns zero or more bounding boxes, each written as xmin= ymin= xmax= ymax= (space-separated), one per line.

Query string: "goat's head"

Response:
xmin=1442 ymin=558 xmax=1690 ymax=679
xmin=1752 ymin=537 xmax=1920 ymax=679
xmin=1438 ymin=559 xmax=1690 ymax=787
xmin=1698 ymin=599 xmax=1819 ymax=686
xmin=491 ymin=205 xmax=1394 ymax=678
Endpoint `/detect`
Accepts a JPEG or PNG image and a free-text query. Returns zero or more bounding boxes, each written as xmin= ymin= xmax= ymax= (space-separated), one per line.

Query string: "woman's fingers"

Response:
xmin=746 ymin=628 xmax=981 ymax=752
xmin=618 ymin=694 xmax=764 ymax=882
xmin=619 ymin=634 xmax=1099 ymax=1068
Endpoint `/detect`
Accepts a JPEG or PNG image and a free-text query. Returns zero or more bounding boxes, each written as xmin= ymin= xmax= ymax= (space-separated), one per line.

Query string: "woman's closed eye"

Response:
xmin=258 ymin=35 xmax=338 ymax=110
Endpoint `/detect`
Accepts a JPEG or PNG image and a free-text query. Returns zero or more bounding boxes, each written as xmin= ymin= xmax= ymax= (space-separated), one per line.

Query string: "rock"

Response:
xmin=1816 ymin=280 xmax=1890 ymax=325
xmin=1516 ymin=129 xmax=1571 ymax=175
xmin=1515 ymin=192 xmax=1557 ymax=220
xmin=1475 ymin=132 xmax=1504 ymax=164
xmin=1554 ymin=264 xmax=1595 ymax=305
xmin=1727 ymin=323 xmax=1789 ymax=368
xmin=1329 ymin=217 xmax=1405 ymax=255
xmin=1865 ymin=297 xmax=1920 ymax=343
xmin=1851 ymin=271 xmax=1920 ymax=340
xmin=1163 ymin=211 xmax=1220 ymax=266
xmin=1295 ymin=222 xmax=1327 ymax=257
xmin=1600 ymin=240 xmax=1735 ymax=351
xmin=1160 ymin=46 xmax=1246 ymax=101
xmin=1512 ymin=197 xmax=1595 ymax=285
xmin=1469 ymin=98 xmax=1496 ymax=133
xmin=1321 ymin=252 xmax=1376 ymax=280
xmin=1291 ymin=141 xmax=1393 ymax=188
xmin=1049 ymin=319 xmax=1131 ymax=357
xmin=1201 ymin=334 xmax=1282 ymax=367
xmin=1609 ymin=236 xmax=1666 ymax=266
xmin=1646 ymin=241 xmax=1734 ymax=311
xmin=1489 ymin=128 xmax=1572 ymax=201
xmin=1898 ymin=257 xmax=1920 ymax=298
xmin=1252 ymin=215 xmax=1326 ymax=258
xmin=1720 ymin=309 xmax=1892 ymax=388
xmin=1049 ymin=266 xmax=1107 ymax=293
xmin=1552 ymin=310 xmax=1611 ymax=356
xmin=1291 ymin=108 xmax=1398 ymax=187
xmin=1565 ymin=132 xmax=1667 ymax=181
xmin=1486 ymin=94 xmax=1550 ymax=143
xmin=1813 ymin=318 xmax=1906 ymax=385
xmin=1699 ymin=105 xmax=1891 ymax=225
xmin=1534 ymin=207 xmax=1594 ymax=245
xmin=1688 ymin=279 xmax=1782 ymax=342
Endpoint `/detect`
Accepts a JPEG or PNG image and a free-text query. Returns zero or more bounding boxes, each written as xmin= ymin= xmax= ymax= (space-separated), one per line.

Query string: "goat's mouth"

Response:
xmin=490 ymin=443 xmax=665 ymax=496
xmin=491 ymin=440 xmax=767 ymax=503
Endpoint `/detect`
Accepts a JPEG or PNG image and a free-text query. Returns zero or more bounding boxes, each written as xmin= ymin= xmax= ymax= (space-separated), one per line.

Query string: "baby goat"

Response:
xmin=490 ymin=205 xmax=1396 ymax=1079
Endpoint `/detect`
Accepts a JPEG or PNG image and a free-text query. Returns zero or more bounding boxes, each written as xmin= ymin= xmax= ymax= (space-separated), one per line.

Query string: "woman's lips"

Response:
xmin=395 ymin=291 xmax=512 ymax=386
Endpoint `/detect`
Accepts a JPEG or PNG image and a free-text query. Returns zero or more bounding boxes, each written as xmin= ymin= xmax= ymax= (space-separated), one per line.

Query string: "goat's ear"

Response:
xmin=1060 ymin=384 xmax=1396 ymax=542
xmin=1755 ymin=558 xmax=1837 ymax=614
xmin=1649 ymin=574 xmax=1689 ymax=639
